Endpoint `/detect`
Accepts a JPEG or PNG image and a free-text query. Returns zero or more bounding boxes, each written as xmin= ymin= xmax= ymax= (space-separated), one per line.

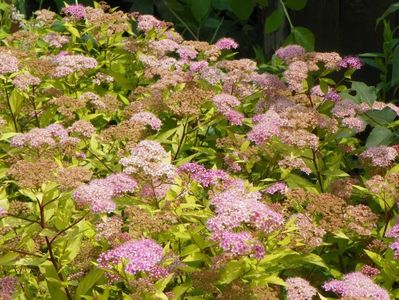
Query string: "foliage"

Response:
xmin=130 ymin=0 xmax=314 ymax=56
xmin=360 ymin=1 xmax=399 ymax=101
xmin=0 ymin=2 xmax=398 ymax=300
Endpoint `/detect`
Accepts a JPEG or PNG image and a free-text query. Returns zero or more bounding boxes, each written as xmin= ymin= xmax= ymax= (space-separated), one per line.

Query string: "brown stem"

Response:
xmin=38 ymin=201 xmax=72 ymax=300
xmin=6 ymin=214 xmax=40 ymax=224
xmin=3 ymin=248 xmax=43 ymax=258
xmin=311 ymin=149 xmax=324 ymax=192
xmin=87 ymin=148 xmax=113 ymax=172
xmin=173 ymin=120 xmax=188 ymax=161
xmin=29 ymin=86 xmax=40 ymax=127
xmin=49 ymin=212 xmax=89 ymax=244
xmin=4 ymin=86 xmax=18 ymax=132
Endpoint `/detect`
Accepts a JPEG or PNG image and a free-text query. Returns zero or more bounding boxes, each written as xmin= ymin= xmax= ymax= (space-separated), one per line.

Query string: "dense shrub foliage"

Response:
xmin=0 ymin=2 xmax=398 ymax=300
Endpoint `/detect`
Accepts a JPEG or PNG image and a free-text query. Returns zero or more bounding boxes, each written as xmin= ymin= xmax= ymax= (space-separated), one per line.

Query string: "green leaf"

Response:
xmin=350 ymin=81 xmax=377 ymax=105
xmin=364 ymin=108 xmax=396 ymax=126
xmin=257 ymin=0 xmax=269 ymax=6
xmin=228 ymin=0 xmax=256 ymax=20
xmin=264 ymin=8 xmax=284 ymax=34
xmin=364 ymin=250 xmax=384 ymax=267
xmin=391 ymin=45 xmax=399 ymax=86
xmin=377 ymin=3 xmax=399 ymax=25
xmin=65 ymin=23 xmax=80 ymax=38
xmin=366 ymin=127 xmax=393 ymax=147
xmin=0 ymin=253 xmax=19 ymax=265
xmin=218 ymin=260 xmax=246 ymax=284
xmin=285 ymin=0 xmax=307 ymax=10
xmin=75 ymin=269 xmax=105 ymax=299
xmin=9 ymin=89 xmax=24 ymax=116
xmin=289 ymin=26 xmax=315 ymax=51
xmin=190 ymin=0 xmax=211 ymax=23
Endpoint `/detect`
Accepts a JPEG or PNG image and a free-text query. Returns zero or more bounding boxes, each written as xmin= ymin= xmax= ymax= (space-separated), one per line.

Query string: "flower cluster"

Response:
xmin=62 ymin=4 xmax=87 ymax=20
xmin=212 ymin=93 xmax=244 ymax=125
xmin=0 ymin=276 xmax=18 ymax=300
xmin=97 ymin=239 xmax=166 ymax=277
xmin=73 ymin=173 xmax=137 ymax=213
xmin=12 ymin=73 xmax=41 ymax=90
xmin=207 ymin=184 xmax=284 ymax=255
xmin=0 ymin=52 xmax=19 ymax=74
xmin=10 ymin=124 xmax=77 ymax=149
xmin=120 ymin=140 xmax=175 ymax=180
xmin=178 ymin=162 xmax=230 ymax=187
xmin=52 ymin=54 xmax=98 ymax=78
xmin=322 ymin=272 xmax=389 ymax=300
xmin=359 ymin=146 xmax=398 ymax=167
xmin=285 ymin=277 xmax=317 ymax=300
xmin=129 ymin=112 xmax=163 ymax=130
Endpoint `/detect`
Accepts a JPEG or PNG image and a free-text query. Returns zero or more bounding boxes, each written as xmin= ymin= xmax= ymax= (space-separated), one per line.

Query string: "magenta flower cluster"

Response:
xmin=177 ymin=162 xmax=230 ymax=187
xmin=339 ymin=56 xmax=363 ymax=69
xmin=322 ymin=272 xmax=389 ymax=300
xmin=10 ymin=124 xmax=77 ymax=148
xmin=275 ymin=45 xmax=306 ymax=61
xmin=212 ymin=93 xmax=244 ymax=125
xmin=73 ymin=173 xmax=137 ymax=213
xmin=62 ymin=4 xmax=86 ymax=20
xmin=52 ymin=54 xmax=98 ymax=78
xmin=248 ymin=110 xmax=283 ymax=145
xmin=207 ymin=185 xmax=283 ymax=232
xmin=97 ymin=239 xmax=165 ymax=276
xmin=130 ymin=112 xmax=163 ymax=131
xmin=215 ymin=38 xmax=239 ymax=50
xmin=0 ymin=276 xmax=18 ymax=300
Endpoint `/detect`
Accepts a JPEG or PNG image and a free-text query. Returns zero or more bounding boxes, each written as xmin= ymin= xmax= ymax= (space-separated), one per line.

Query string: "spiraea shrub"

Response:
xmin=0 ymin=2 xmax=398 ymax=300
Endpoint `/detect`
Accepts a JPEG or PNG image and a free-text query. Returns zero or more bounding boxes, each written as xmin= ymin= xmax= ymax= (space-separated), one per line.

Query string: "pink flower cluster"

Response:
xmin=0 ymin=206 xmax=7 ymax=217
xmin=248 ymin=110 xmax=283 ymax=145
xmin=10 ymin=124 xmax=76 ymax=148
xmin=332 ymin=99 xmax=368 ymax=132
xmin=213 ymin=231 xmax=265 ymax=258
xmin=0 ymin=276 xmax=18 ymax=300
xmin=53 ymin=54 xmax=97 ymax=78
xmin=285 ymin=277 xmax=317 ymax=300
xmin=322 ymin=272 xmax=389 ymax=300
xmin=137 ymin=15 xmax=164 ymax=32
xmin=12 ymin=73 xmax=41 ymax=91
xmin=215 ymin=38 xmax=239 ymax=50
xmin=284 ymin=61 xmax=308 ymax=92
xmin=177 ymin=162 xmax=230 ymax=187
xmin=207 ymin=185 xmax=284 ymax=233
xmin=67 ymin=120 xmax=96 ymax=138
xmin=386 ymin=223 xmax=399 ymax=258
xmin=189 ymin=60 xmax=208 ymax=73
xmin=62 ymin=4 xmax=86 ymax=20
xmin=120 ymin=140 xmax=176 ymax=180
xmin=264 ymin=182 xmax=288 ymax=195
xmin=275 ymin=45 xmax=306 ymax=61
xmin=359 ymin=146 xmax=398 ymax=168
xmin=212 ymin=94 xmax=244 ymax=125
xmin=177 ymin=46 xmax=198 ymax=61
xmin=207 ymin=184 xmax=282 ymax=258
xmin=73 ymin=173 xmax=137 ymax=213
xmin=130 ymin=112 xmax=162 ymax=131
xmin=0 ymin=52 xmax=19 ymax=74
xmin=43 ymin=33 xmax=70 ymax=48
xmin=339 ymin=56 xmax=363 ymax=69
xmin=278 ymin=156 xmax=311 ymax=175
xmin=97 ymin=239 xmax=166 ymax=276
